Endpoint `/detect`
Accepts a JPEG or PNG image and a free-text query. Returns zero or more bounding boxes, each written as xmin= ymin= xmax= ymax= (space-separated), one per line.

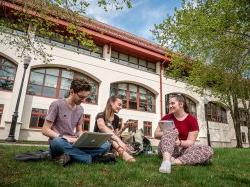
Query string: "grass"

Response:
xmin=0 ymin=145 xmax=249 ymax=187
xmin=0 ymin=140 xmax=48 ymax=145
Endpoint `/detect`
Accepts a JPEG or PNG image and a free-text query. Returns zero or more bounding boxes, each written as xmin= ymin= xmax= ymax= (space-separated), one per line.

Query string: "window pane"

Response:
xmin=119 ymin=53 xmax=128 ymax=61
xmin=62 ymin=70 xmax=74 ymax=79
xmin=0 ymin=56 xmax=17 ymax=90
xmin=30 ymin=72 xmax=44 ymax=85
xmin=0 ymin=79 xmax=14 ymax=90
xmin=186 ymin=97 xmax=197 ymax=116
xmin=44 ymin=75 xmax=58 ymax=88
xmin=38 ymin=115 xmax=45 ymax=127
xmin=0 ymin=66 xmax=15 ymax=79
xmin=118 ymin=89 xmax=126 ymax=99
xmin=27 ymin=84 xmax=42 ymax=95
xmin=74 ymin=73 xmax=84 ymax=80
xmin=110 ymin=86 xmax=116 ymax=96
xmin=148 ymin=104 xmax=153 ymax=112
xmin=130 ymin=92 xmax=136 ymax=101
xmin=147 ymin=62 xmax=156 ymax=69
xmin=143 ymin=121 xmax=152 ymax=136
xmin=118 ymin=83 xmax=127 ymax=90
xmin=207 ymin=102 xmax=227 ymax=123
xmin=147 ymin=95 xmax=153 ymax=105
xmin=60 ymin=78 xmax=71 ymax=90
xmin=129 ymin=84 xmax=137 ymax=92
xmin=59 ymin=89 xmax=69 ymax=98
xmin=111 ymin=51 xmax=119 ymax=58
xmin=139 ymin=59 xmax=147 ymax=67
xmin=29 ymin=116 xmax=38 ymax=127
xmin=139 ymin=87 xmax=146 ymax=94
xmin=140 ymin=94 xmax=147 ymax=102
xmin=46 ymin=68 xmax=59 ymax=76
xmin=139 ymin=102 xmax=147 ymax=111
xmin=29 ymin=108 xmax=47 ymax=128
xmin=42 ymin=87 xmax=56 ymax=97
xmin=129 ymin=56 xmax=138 ymax=64
xmin=90 ymin=85 xmax=97 ymax=98
xmin=129 ymin=101 xmax=137 ymax=109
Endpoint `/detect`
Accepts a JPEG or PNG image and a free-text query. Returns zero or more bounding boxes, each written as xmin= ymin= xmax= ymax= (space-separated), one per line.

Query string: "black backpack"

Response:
xmin=143 ymin=137 xmax=152 ymax=153
xmin=15 ymin=150 xmax=51 ymax=161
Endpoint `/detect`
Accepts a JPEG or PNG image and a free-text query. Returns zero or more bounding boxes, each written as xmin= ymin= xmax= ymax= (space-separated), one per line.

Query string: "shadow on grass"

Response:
xmin=217 ymin=173 xmax=250 ymax=186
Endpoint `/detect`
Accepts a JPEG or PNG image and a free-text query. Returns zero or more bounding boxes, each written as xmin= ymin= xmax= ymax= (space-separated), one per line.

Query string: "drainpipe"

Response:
xmin=160 ymin=59 xmax=168 ymax=118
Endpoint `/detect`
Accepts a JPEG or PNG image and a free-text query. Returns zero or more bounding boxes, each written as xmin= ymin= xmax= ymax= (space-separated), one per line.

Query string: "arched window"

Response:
xmin=207 ymin=102 xmax=227 ymax=123
xmin=27 ymin=68 xmax=98 ymax=104
xmin=0 ymin=56 xmax=17 ymax=91
xmin=165 ymin=93 xmax=197 ymax=116
xmin=110 ymin=83 xmax=155 ymax=112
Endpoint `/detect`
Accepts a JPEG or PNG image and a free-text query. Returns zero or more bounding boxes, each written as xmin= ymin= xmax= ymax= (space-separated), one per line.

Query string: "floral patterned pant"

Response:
xmin=158 ymin=129 xmax=213 ymax=165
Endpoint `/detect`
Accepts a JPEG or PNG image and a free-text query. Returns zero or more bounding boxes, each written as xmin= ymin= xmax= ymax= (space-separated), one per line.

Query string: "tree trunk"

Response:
xmin=248 ymin=126 xmax=250 ymax=147
xmin=246 ymin=110 xmax=250 ymax=147
xmin=232 ymin=95 xmax=243 ymax=148
xmin=242 ymin=99 xmax=250 ymax=147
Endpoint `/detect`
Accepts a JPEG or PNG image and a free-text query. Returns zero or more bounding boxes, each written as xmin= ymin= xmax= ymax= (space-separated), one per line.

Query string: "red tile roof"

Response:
xmin=78 ymin=16 xmax=166 ymax=55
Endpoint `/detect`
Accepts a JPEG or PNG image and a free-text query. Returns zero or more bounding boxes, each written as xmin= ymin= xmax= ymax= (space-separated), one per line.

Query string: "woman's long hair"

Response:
xmin=169 ymin=94 xmax=189 ymax=113
xmin=103 ymin=95 xmax=121 ymax=123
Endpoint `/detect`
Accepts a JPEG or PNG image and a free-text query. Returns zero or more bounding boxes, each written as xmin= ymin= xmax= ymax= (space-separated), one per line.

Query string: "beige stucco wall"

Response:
xmin=0 ymin=32 xmax=248 ymax=147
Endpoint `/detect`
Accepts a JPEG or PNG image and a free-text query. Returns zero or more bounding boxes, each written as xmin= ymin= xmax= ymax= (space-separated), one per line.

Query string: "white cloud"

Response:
xmin=85 ymin=0 xmax=180 ymax=41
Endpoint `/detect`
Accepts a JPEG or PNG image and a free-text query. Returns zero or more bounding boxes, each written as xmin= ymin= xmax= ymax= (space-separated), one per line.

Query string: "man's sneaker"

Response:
xmin=54 ymin=153 xmax=71 ymax=167
xmin=159 ymin=160 xmax=171 ymax=173
xmin=41 ymin=150 xmax=52 ymax=160
xmin=93 ymin=153 xmax=116 ymax=164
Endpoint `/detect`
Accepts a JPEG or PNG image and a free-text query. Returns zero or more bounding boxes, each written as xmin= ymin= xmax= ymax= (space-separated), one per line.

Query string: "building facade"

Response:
xmin=0 ymin=2 xmax=249 ymax=147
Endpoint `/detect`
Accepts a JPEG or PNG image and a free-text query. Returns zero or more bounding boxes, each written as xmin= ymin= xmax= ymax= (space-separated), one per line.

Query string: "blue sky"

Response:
xmin=86 ymin=0 xmax=181 ymax=43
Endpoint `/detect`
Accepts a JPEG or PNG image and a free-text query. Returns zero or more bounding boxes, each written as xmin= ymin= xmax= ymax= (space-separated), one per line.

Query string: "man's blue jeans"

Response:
xmin=49 ymin=137 xmax=110 ymax=164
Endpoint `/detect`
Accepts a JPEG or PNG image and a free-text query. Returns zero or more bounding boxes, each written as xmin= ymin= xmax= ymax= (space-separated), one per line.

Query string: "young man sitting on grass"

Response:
xmin=42 ymin=79 xmax=113 ymax=166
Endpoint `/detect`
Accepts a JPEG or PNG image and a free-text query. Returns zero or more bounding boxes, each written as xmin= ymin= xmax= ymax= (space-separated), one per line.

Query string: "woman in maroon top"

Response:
xmin=155 ymin=94 xmax=213 ymax=173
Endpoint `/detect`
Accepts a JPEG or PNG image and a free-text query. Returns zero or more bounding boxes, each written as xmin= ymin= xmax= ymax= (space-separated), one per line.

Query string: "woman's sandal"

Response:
xmin=117 ymin=146 xmax=136 ymax=163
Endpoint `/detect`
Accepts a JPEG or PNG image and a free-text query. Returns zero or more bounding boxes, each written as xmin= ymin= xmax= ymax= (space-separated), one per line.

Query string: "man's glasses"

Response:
xmin=76 ymin=92 xmax=89 ymax=100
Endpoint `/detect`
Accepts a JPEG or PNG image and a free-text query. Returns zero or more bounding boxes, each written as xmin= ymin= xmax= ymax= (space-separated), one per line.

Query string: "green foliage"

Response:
xmin=98 ymin=0 xmax=132 ymax=11
xmin=153 ymin=0 xmax=250 ymax=147
xmin=1 ymin=145 xmax=250 ymax=186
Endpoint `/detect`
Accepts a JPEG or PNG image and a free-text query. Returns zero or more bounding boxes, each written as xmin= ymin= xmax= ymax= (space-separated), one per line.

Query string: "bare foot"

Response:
xmin=122 ymin=151 xmax=136 ymax=163
xmin=173 ymin=158 xmax=182 ymax=165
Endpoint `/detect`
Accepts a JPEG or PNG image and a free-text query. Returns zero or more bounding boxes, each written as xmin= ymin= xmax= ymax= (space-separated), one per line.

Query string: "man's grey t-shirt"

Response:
xmin=46 ymin=99 xmax=84 ymax=136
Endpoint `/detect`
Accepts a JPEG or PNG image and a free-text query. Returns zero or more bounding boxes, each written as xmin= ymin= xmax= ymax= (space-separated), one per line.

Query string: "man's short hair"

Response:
xmin=70 ymin=79 xmax=91 ymax=93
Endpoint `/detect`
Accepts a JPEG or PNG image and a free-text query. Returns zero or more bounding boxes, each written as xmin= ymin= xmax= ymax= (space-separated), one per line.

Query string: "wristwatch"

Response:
xmin=58 ymin=134 xmax=63 ymax=138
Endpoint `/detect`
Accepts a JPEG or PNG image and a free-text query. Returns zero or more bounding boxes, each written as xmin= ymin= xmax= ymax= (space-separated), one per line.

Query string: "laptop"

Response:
xmin=74 ymin=132 xmax=112 ymax=148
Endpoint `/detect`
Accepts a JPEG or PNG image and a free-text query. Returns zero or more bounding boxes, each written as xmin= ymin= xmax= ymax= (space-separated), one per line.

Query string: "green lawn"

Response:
xmin=0 ymin=145 xmax=249 ymax=187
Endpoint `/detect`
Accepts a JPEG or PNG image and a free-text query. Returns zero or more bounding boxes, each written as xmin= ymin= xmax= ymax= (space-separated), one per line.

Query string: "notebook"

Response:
xmin=74 ymin=132 xmax=112 ymax=148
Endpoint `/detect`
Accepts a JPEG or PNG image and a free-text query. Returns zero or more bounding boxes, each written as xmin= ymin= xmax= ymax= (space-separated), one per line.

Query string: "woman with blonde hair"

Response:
xmin=94 ymin=96 xmax=136 ymax=162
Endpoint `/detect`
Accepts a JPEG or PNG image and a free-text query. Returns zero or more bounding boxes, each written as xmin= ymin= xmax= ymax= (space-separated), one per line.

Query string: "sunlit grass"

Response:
xmin=0 ymin=145 xmax=249 ymax=187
